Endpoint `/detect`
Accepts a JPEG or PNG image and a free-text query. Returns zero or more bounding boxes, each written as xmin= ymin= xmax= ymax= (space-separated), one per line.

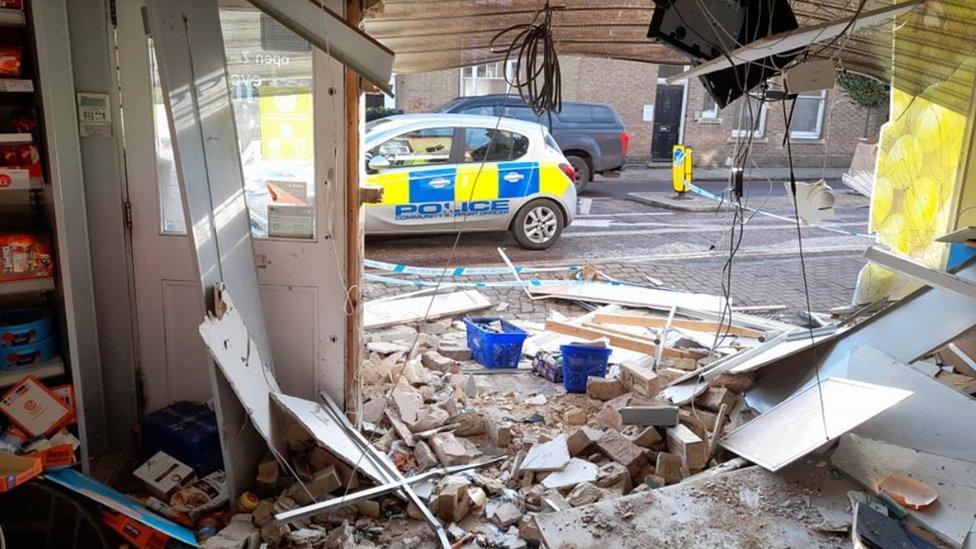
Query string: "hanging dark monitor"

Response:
xmin=648 ymin=0 xmax=804 ymax=109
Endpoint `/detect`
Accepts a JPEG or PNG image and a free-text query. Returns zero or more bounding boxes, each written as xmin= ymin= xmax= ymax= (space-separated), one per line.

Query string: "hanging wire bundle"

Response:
xmin=489 ymin=2 xmax=562 ymax=115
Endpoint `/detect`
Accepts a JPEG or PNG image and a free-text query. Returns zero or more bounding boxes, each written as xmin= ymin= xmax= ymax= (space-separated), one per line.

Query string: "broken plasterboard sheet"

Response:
xmin=541 ymin=458 xmax=599 ymax=490
xmin=363 ymin=289 xmax=491 ymax=329
xmin=720 ymin=378 xmax=912 ymax=472
xmin=271 ymin=393 xmax=387 ymax=484
xmin=843 ymin=346 xmax=976 ymax=463
xmin=527 ymin=281 xmax=727 ymax=314
xmin=832 ymin=434 xmax=976 ymax=547
xmin=198 ymin=288 xmax=281 ymax=450
xmin=519 ymin=435 xmax=570 ymax=472
xmin=729 ymin=331 xmax=841 ymax=374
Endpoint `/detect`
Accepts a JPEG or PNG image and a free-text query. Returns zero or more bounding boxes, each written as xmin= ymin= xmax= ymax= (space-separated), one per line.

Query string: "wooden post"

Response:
xmin=343 ymin=0 xmax=363 ymax=419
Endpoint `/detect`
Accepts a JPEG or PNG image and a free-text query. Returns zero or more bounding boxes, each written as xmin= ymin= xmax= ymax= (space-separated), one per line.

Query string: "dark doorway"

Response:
xmin=651 ymin=84 xmax=684 ymax=162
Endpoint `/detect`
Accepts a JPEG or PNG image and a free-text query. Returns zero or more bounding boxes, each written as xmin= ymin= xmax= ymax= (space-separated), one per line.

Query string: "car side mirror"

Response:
xmin=367 ymin=155 xmax=391 ymax=172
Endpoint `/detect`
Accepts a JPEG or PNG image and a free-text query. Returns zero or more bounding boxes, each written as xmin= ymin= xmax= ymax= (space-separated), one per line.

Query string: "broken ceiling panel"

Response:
xmin=720 ymin=378 xmax=912 ymax=472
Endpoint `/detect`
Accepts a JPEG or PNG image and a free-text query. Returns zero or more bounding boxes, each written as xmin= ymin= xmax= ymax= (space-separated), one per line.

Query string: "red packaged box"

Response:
xmin=0 ymin=1 xmax=24 ymax=9
xmin=0 ymin=144 xmax=41 ymax=178
xmin=0 ymin=452 xmax=41 ymax=493
xmin=0 ymin=46 xmax=22 ymax=78
xmin=100 ymin=510 xmax=171 ymax=549
xmin=0 ymin=233 xmax=53 ymax=282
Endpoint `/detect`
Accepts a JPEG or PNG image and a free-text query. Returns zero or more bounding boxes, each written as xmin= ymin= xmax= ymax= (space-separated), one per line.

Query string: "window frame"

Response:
xmin=459 ymin=60 xmax=518 ymax=97
xmin=459 ymin=126 xmax=531 ymax=164
xmin=788 ymin=90 xmax=827 ymax=140
xmin=730 ymin=96 xmax=768 ymax=139
xmin=700 ymin=94 xmax=720 ymax=120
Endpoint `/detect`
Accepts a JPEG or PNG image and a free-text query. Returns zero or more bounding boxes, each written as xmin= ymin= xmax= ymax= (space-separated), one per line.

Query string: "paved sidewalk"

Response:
xmin=363 ymin=250 xmax=866 ymax=326
xmin=602 ymin=165 xmax=847 ymax=183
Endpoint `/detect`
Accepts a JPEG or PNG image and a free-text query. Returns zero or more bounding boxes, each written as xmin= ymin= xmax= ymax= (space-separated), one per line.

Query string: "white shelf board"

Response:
xmin=0 ymin=356 xmax=64 ymax=388
xmin=0 ymin=133 xmax=32 ymax=144
xmin=0 ymin=277 xmax=55 ymax=295
xmin=0 ymin=8 xmax=25 ymax=27
xmin=0 ymin=79 xmax=33 ymax=93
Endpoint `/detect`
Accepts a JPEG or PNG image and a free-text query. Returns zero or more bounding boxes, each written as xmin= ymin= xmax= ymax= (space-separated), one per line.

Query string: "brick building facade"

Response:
xmin=392 ymin=58 xmax=887 ymax=168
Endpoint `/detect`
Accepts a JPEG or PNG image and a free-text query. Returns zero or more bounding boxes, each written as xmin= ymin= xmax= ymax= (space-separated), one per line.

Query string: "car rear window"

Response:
xmin=463 ymin=128 xmax=530 ymax=163
xmin=555 ymin=103 xmax=618 ymax=125
xmin=460 ymin=105 xmax=498 ymax=117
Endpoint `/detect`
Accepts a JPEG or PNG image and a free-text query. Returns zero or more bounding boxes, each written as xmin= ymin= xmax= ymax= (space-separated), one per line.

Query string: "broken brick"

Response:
xmin=619 ymin=360 xmax=666 ymax=397
xmin=632 ymin=426 xmax=663 ymax=448
xmin=596 ymin=430 xmax=648 ymax=477
xmin=567 ymin=427 xmax=603 ymax=456
xmin=666 ymin=424 xmax=708 ymax=471
xmin=654 ymin=452 xmax=687 ymax=485
xmin=486 ymin=416 xmax=513 ymax=448
xmin=696 ymin=387 xmax=738 ymax=414
xmin=586 ymin=377 xmax=626 ymax=401
xmin=566 ymin=482 xmax=604 ymax=507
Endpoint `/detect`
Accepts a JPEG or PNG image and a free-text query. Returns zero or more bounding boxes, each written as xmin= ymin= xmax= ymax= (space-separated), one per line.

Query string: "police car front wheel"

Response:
xmin=512 ymin=199 xmax=564 ymax=250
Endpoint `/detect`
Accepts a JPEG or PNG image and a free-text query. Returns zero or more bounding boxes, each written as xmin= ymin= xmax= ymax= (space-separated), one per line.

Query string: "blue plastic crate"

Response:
xmin=464 ymin=317 xmax=528 ymax=369
xmin=141 ymin=401 xmax=222 ymax=476
xmin=560 ymin=344 xmax=612 ymax=393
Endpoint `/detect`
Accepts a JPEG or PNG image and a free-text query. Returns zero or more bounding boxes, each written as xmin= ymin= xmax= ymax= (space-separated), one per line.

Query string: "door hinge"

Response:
xmin=123 ymin=200 xmax=133 ymax=229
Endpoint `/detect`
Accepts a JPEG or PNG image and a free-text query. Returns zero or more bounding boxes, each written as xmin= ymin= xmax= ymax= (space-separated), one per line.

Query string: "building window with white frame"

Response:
xmin=460 ymin=61 xmax=516 ymax=96
xmin=730 ymin=96 xmax=767 ymax=138
xmin=788 ymin=90 xmax=827 ymax=139
xmin=700 ymin=94 xmax=719 ymax=120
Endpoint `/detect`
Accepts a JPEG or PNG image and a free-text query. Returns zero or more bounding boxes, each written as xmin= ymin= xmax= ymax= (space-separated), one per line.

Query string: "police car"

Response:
xmin=364 ymin=114 xmax=577 ymax=249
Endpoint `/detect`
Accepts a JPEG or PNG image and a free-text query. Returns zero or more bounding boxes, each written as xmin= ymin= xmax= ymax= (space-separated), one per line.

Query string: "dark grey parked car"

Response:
xmin=436 ymin=95 xmax=629 ymax=191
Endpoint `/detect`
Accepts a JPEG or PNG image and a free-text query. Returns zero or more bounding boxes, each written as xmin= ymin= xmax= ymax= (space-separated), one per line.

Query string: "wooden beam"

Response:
xmin=592 ymin=313 xmax=765 ymax=339
xmin=544 ymin=320 xmax=699 ymax=359
xmin=344 ymin=0 xmax=363 ymax=420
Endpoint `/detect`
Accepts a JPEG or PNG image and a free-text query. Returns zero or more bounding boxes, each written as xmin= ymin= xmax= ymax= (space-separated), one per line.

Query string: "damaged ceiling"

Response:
xmin=362 ymin=0 xmax=976 ymax=111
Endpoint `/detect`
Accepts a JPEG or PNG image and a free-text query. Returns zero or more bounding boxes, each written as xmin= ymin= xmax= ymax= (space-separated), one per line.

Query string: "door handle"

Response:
xmin=503 ymin=172 xmax=525 ymax=183
xmin=428 ymin=177 xmax=450 ymax=188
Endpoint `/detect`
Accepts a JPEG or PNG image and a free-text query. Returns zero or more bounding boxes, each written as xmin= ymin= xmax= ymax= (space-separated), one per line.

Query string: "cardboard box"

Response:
xmin=100 ymin=510 xmax=170 ymax=549
xmin=133 ymin=451 xmax=195 ymax=499
xmin=49 ymin=384 xmax=76 ymax=425
xmin=0 ymin=451 xmax=41 ymax=492
xmin=0 ymin=376 xmax=74 ymax=437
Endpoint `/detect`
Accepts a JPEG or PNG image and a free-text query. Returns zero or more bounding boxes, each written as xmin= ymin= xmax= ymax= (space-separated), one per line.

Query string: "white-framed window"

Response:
xmin=730 ymin=96 xmax=767 ymax=138
xmin=789 ymin=90 xmax=827 ymax=139
xmin=460 ymin=61 xmax=517 ymax=96
xmin=700 ymin=94 xmax=719 ymax=119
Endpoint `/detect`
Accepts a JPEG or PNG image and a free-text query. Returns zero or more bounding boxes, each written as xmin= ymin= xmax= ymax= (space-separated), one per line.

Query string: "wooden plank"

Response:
xmin=363 ymin=289 xmax=491 ymax=329
xmin=528 ymin=281 xmax=726 ymax=313
xmin=664 ymin=1 xmax=923 ymax=85
xmin=343 ymin=0 xmax=363 ymax=421
xmin=548 ymin=319 xmax=699 ymax=359
xmin=593 ymin=313 xmax=764 ymax=338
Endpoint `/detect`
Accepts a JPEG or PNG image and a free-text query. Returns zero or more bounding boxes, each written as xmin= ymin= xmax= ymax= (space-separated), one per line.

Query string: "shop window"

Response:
xmin=149 ymin=10 xmax=317 ymax=239
xmin=789 ymin=91 xmax=827 ymax=139
xmin=148 ymin=40 xmax=185 ymax=235
xmin=367 ymin=127 xmax=455 ymax=170
xmin=460 ymin=61 xmax=517 ymax=96
xmin=462 ymin=128 xmax=529 ymax=163
xmin=730 ymin=96 xmax=767 ymax=138
xmin=221 ymin=9 xmax=315 ymax=239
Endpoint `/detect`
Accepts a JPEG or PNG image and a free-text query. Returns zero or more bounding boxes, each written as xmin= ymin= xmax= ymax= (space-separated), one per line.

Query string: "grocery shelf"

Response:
xmin=0 ymin=79 xmax=33 ymax=93
xmin=0 ymin=8 xmax=25 ymax=27
xmin=0 ymin=356 xmax=64 ymax=389
xmin=0 ymin=277 xmax=54 ymax=296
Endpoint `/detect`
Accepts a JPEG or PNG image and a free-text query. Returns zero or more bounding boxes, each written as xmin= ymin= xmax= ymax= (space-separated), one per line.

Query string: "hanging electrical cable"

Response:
xmin=489 ymin=2 xmax=562 ymax=115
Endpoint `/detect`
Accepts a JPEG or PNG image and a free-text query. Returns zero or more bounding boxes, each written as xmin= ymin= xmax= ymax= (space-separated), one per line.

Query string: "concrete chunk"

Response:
xmin=486 ymin=416 xmax=513 ymax=448
xmin=620 ymin=405 xmax=679 ymax=426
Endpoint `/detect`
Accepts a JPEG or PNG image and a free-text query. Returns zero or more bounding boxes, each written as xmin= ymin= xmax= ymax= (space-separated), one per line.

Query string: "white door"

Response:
xmin=116 ymin=0 xmax=348 ymax=411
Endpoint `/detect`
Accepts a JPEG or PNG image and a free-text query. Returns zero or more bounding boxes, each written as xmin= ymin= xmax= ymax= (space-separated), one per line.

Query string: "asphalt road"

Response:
xmin=365 ymin=177 xmax=872 ymax=268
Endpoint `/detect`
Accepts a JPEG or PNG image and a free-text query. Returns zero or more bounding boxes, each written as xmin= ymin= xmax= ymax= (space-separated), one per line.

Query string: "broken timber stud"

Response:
xmin=274 ymin=456 xmax=506 ymax=524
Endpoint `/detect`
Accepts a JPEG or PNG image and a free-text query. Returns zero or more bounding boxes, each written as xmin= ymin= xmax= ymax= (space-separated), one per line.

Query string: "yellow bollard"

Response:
xmin=672 ymin=144 xmax=693 ymax=195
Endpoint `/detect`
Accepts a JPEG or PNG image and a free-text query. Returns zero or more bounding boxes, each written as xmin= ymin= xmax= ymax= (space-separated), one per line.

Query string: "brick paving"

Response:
xmin=363 ymin=250 xmax=867 ymax=326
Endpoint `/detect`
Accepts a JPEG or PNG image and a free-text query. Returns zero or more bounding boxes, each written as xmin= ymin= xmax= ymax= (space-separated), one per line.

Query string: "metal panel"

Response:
xmin=33 ymin=0 xmax=108 ymax=461
xmin=145 ymin=0 xmax=271 ymax=498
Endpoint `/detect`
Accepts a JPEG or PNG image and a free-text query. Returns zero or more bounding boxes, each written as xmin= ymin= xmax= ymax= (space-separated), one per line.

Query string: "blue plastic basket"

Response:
xmin=464 ymin=317 xmax=528 ymax=369
xmin=0 ymin=307 xmax=54 ymax=348
xmin=560 ymin=344 xmax=612 ymax=393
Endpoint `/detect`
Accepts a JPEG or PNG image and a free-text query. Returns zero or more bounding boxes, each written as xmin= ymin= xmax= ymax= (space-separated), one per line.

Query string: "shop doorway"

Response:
xmin=115 ymin=0 xmax=349 ymax=411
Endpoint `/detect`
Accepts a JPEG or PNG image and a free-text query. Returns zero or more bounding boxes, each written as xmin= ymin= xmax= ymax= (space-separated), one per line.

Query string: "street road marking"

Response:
xmin=564 ymin=221 xmax=868 ymax=238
